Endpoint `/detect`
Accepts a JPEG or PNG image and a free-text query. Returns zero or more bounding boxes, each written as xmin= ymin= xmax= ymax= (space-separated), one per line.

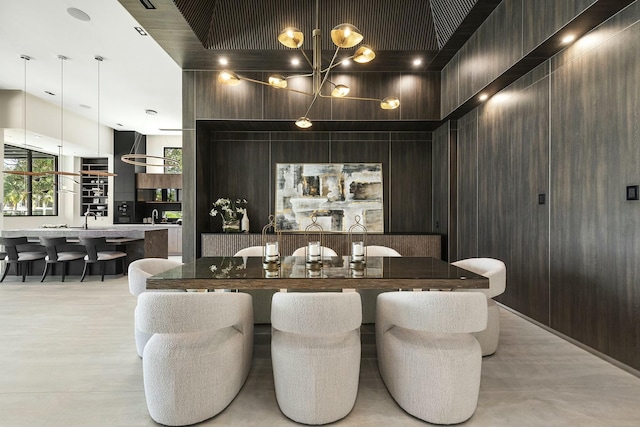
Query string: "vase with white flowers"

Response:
xmin=210 ymin=198 xmax=247 ymax=232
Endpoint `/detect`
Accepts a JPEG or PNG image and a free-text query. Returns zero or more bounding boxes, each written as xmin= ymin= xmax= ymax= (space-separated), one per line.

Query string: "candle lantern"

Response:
xmin=262 ymin=215 xmax=281 ymax=270
xmin=349 ymin=215 xmax=367 ymax=269
xmin=305 ymin=214 xmax=325 ymax=267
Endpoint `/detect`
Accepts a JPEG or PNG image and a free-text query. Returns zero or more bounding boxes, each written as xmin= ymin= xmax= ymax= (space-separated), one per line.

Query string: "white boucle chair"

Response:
xmin=452 ymin=258 xmax=506 ymax=356
xmin=376 ymin=291 xmax=487 ymax=425
xmin=128 ymin=258 xmax=184 ymax=357
xmin=271 ymin=292 xmax=362 ymax=425
xmin=137 ymin=292 xmax=253 ymax=427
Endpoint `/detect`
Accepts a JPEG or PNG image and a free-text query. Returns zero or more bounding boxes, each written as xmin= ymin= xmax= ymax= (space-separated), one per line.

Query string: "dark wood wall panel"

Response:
xmin=477 ymin=76 xmax=550 ymax=323
xmin=195 ymin=71 xmax=437 ymax=121
xmin=195 ymin=71 xmax=263 ymax=120
xmin=522 ymin=0 xmax=594 ymax=53
xmin=449 ymin=2 xmax=640 ymax=371
xmin=390 ymin=133 xmax=432 ymax=232
xmin=330 ymin=73 xmax=401 ymax=121
xmin=441 ymin=54 xmax=460 ymax=117
xmin=432 ymin=122 xmax=450 ymax=241
xmin=207 ymin=133 xmax=271 ymax=233
xmin=550 ymin=16 xmax=640 ymax=369
xmin=398 ymin=72 xmax=441 ymax=120
xmin=263 ymin=74 xmax=332 ymax=121
xmin=182 ymin=71 xmax=197 ymax=261
xmin=458 ymin=0 xmax=523 ymax=102
xmin=456 ymin=110 xmax=478 ymax=260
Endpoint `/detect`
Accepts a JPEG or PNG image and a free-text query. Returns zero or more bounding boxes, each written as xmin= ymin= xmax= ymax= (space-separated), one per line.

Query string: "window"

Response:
xmin=164 ymin=147 xmax=182 ymax=174
xmin=3 ymin=145 xmax=58 ymax=216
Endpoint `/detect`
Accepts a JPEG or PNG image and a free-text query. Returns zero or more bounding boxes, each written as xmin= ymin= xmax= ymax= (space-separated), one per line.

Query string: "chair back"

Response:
xmin=365 ymin=245 xmax=401 ymax=257
xmin=271 ymin=292 xmax=361 ymax=335
xmin=377 ymin=291 xmax=487 ymax=334
xmin=0 ymin=237 xmax=29 ymax=261
xmin=137 ymin=291 xmax=253 ymax=334
xmin=234 ymin=246 xmax=263 ymax=257
xmin=128 ymin=258 xmax=183 ymax=296
xmin=452 ymin=258 xmax=506 ymax=298
xmin=40 ymin=237 xmax=68 ymax=261
xmin=79 ymin=237 xmax=106 ymax=261
xmin=291 ymin=246 xmax=338 ymax=257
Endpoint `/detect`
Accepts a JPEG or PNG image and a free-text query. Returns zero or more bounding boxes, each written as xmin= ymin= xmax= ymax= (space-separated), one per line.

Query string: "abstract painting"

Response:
xmin=275 ymin=163 xmax=383 ymax=232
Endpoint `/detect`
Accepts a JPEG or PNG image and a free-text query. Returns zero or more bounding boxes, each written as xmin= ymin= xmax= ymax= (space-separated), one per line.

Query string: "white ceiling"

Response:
xmin=0 ymin=0 xmax=182 ymax=152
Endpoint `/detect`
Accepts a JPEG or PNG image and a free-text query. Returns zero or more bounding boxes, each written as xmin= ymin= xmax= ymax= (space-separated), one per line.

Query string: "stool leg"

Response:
xmin=22 ymin=262 xmax=27 ymax=282
xmin=100 ymin=262 xmax=105 ymax=281
xmin=62 ymin=262 xmax=66 ymax=282
xmin=0 ymin=262 xmax=9 ymax=282
xmin=40 ymin=263 xmax=50 ymax=282
xmin=80 ymin=263 xmax=89 ymax=282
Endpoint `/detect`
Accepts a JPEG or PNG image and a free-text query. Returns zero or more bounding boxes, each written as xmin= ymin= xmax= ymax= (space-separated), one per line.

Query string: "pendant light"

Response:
xmin=80 ymin=55 xmax=116 ymax=177
xmin=43 ymin=55 xmax=80 ymax=186
xmin=3 ymin=55 xmax=44 ymax=178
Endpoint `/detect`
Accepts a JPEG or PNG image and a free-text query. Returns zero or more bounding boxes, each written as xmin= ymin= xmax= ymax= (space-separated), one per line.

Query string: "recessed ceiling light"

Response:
xmin=413 ymin=58 xmax=422 ymax=66
xmin=342 ymin=58 xmax=351 ymax=66
xmin=80 ymin=104 xmax=91 ymax=109
xmin=479 ymin=93 xmax=489 ymax=101
xmin=219 ymin=58 xmax=228 ymax=65
xmin=145 ymin=109 xmax=158 ymax=115
xmin=134 ymin=27 xmax=148 ymax=36
xmin=67 ymin=7 xmax=90 ymax=21
xmin=291 ymin=58 xmax=300 ymax=66
xmin=562 ymin=34 xmax=576 ymax=44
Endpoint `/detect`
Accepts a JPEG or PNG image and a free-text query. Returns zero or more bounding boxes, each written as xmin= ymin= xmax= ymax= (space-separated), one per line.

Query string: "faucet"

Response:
xmin=151 ymin=209 xmax=159 ymax=225
xmin=84 ymin=210 xmax=97 ymax=230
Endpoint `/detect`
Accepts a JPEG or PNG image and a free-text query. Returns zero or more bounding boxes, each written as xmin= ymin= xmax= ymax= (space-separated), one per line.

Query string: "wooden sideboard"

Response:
xmin=201 ymin=233 xmax=442 ymax=258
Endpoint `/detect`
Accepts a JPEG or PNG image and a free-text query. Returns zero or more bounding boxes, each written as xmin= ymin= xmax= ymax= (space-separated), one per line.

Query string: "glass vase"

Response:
xmin=222 ymin=218 xmax=241 ymax=233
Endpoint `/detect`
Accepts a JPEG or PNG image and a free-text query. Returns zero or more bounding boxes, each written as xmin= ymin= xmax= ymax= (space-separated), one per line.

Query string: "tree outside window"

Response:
xmin=164 ymin=147 xmax=182 ymax=174
xmin=3 ymin=145 xmax=58 ymax=216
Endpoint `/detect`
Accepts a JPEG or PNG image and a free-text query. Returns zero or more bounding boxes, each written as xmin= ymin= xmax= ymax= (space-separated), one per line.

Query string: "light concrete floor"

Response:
xmin=1 ymin=274 xmax=640 ymax=427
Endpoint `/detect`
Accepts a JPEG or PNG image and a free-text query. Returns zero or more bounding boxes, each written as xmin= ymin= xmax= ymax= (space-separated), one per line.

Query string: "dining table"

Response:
xmin=146 ymin=256 xmax=489 ymax=291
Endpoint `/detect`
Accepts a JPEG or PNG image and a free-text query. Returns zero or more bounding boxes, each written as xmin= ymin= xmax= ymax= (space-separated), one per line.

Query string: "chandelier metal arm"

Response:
xmin=318 ymin=93 xmax=383 ymax=102
xmin=321 ymin=55 xmax=356 ymax=73
xmin=285 ymin=73 xmax=314 ymax=79
xmin=299 ymin=49 xmax=313 ymax=68
xmin=241 ymin=76 xmax=315 ymax=96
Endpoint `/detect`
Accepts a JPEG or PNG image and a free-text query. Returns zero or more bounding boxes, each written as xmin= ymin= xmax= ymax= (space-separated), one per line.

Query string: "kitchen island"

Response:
xmin=0 ymin=225 xmax=169 ymax=278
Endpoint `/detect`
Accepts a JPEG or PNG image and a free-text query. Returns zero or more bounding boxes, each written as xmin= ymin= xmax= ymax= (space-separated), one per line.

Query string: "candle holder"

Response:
xmin=349 ymin=215 xmax=367 ymax=269
xmin=305 ymin=214 xmax=324 ymax=267
xmin=262 ymin=215 xmax=281 ymax=270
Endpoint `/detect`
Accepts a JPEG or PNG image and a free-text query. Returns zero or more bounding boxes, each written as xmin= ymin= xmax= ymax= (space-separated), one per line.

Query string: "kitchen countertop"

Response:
xmin=0 ymin=225 xmax=172 ymax=239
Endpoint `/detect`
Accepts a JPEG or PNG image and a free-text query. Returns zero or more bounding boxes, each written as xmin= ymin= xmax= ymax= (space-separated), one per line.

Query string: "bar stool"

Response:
xmin=79 ymin=237 xmax=127 ymax=282
xmin=39 ymin=237 xmax=86 ymax=282
xmin=0 ymin=237 xmax=46 ymax=282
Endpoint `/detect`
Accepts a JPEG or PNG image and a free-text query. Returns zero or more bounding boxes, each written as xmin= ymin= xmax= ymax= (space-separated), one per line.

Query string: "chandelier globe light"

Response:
xmin=218 ymin=0 xmax=399 ymax=129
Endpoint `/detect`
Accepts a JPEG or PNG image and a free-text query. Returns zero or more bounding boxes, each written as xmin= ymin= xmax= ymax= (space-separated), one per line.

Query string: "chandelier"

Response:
xmin=217 ymin=0 xmax=400 ymax=129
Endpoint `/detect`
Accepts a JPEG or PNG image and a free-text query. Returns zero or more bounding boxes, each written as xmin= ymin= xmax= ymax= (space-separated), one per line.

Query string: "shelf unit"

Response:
xmin=80 ymin=157 xmax=109 ymax=217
